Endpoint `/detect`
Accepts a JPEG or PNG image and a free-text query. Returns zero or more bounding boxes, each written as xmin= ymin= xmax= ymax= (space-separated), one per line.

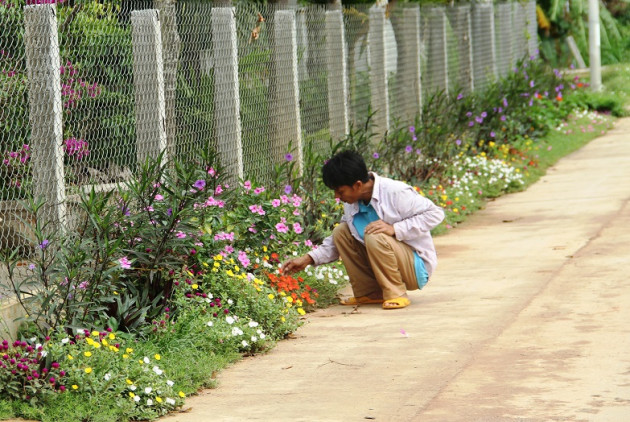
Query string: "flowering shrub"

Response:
xmin=0 ymin=338 xmax=66 ymax=403
xmin=0 ymin=144 xmax=30 ymax=200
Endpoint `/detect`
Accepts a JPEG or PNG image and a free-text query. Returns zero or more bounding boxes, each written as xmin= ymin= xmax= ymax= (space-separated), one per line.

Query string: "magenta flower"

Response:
xmin=293 ymin=223 xmax=303 ymax=234
xmin=372 ymin=152 xmax=379 ymax=159
xmin=285 ymin=153 xmax=293 ymax=161
xmin=275 ymin=222 xmax=289 ymax=233
xmin=175 ymin=231 xmax=187 ymax=239
xmin=193 ymin=180 xmax=206 ymax=190
xmin=38 ymin=239 xmax=49 ymax=249
xmin=405 ymin=145 xmax=412 ymax=153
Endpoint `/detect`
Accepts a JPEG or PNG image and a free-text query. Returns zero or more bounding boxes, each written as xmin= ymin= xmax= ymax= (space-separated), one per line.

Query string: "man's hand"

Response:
xmin=364 ymin=219 xmax=395 ymax=236
xmin=281 ymin=254 xmax=314 ymax=275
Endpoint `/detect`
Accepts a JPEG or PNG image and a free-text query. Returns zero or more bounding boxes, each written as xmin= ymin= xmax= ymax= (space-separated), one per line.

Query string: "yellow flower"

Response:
xmin=92 ymin=342 xmax=101 ymax=349
xmin=72 ymin=385 xmax=79 ymax=390
xmin=286 ymin=297 xmax=293 ymax=303
xmin=281 ymin=316 xmax=286 ymax=322
xmin=91 ymin=331 xmax=100 ymax=337
xmin=154 ymin=354 xmax=161 ymax=361
xmin=262 ymin=245 xmax=268 ymax=252
xmin=86 ymin=337 xmax=95 ymax=346
xmin=186 ymin=270 xmax=194 ymax=277
xmin=122 ymin=354 xmax=129 ymax=359
xmin=226 ymin=270 xmax=234 ymax=277
xmin=102 ymin=339 xmax=109 ymax=347
xmin=192 ymin=284 xmax=198 ymax=290
xmin=234 ymin=265 xmax=240 ymax=272
xmin=297 ymin=308 xmax=306 ymax=316
xmin=113 ymin=291 xmax=118 ymax=295
xmin=129 ymin=392 xmax=135 ymax=398
xmin=85 ymin=367 xmax=92 ymax=374
xmin=453 ymin=208 xmax=459 ymax=213
xmin=84 ymin=351 xmax=92 ymax=357
xmin=138 ymin=359 xmax=144 ymax=365
xmin=178 ymin=391 xmax=186 ymax=398
xmin=108 ymin=333 xmax=116 ymax=340
xmin=213 ymin=262 xmax=220 ymax=268
xmin=202 ymin=262 xmax=209 ymax=267
xmin=67 ymin=354 xmax=74 ymax=360
xmin=268 ymin=294 xmax=274 ymax=300
xmin=156 ymin=397 xmax=163 ymax=403
xmin=213 ymin=254 xmax=223 ymax=261
xmin=126 ymin=379 xmax=133 ymax=385
xmin=109 ymin=346 xmax=119 ymax=353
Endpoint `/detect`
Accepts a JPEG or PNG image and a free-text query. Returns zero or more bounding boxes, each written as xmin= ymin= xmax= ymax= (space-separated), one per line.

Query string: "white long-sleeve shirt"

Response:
xmin=308 ymin=172 xmax=445 ymax=276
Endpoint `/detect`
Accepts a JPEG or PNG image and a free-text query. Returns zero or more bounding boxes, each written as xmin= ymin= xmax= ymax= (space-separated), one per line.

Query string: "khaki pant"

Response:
xmin=332 ymin=222 xmax=418 ymax=300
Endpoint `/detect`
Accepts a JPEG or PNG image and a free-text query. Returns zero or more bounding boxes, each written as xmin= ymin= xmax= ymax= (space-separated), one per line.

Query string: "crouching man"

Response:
xmin=281 ymin=150 xmax=444 ymax=310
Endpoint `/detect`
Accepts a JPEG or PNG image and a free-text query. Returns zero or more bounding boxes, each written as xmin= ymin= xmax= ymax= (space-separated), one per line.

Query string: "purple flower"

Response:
xmin=166 ymin=208 xmax=172 ymax=216
xmin=529 ymin=80 xmax=535 ymax=88
xmin=457 ymin=93 xmax=464 ymax=100
xmin=118 ymin=256 xmax=131 ymax=269
xmin=468 ymin=121 xmax=475 ymax=127
xmin=480 ymin=111 xmax=487 ymax=118
xmin=175 ymin=231 xmax=187 ymax=239
xmin=490 ymin=131 xmax=496 ymax=138
xmin=372 ymin=152 xmax=379 ymax=159
xmin=285 ymin=153 xmax=293 ymax=162
xmin=193 ymin=180 xmax=206 ymax=190
xmin=500 ymin=115 xmax=507 ymax=121
xmin=38 ymin=239 xmax=49 ymax=249
xmin=409 ymin=126 xmax=415 ymax=133
xmin=284 ymin=185 xmax=292 ymax=194
xmin=455 ymin=139 xmax=462 ymax=146
xmin=503 ymin=98 xmax=508 ymax=107
xmin=405 ymin=145 xmax=413 ymax=153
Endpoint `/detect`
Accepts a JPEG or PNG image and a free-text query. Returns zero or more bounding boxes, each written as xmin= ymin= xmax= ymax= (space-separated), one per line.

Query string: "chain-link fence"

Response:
xmin=0 ymin=0 xmax=537 ymax=256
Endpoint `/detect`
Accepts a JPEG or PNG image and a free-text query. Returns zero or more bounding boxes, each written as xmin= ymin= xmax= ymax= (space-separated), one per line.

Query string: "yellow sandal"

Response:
xmin=340 ymin=296 xmax=384 ymax=306
xmin=382 ymin=297 xmax=411 ymax=310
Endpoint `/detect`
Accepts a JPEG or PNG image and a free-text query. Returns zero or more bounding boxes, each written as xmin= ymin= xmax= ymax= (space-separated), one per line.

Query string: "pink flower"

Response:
xmin=271 ymin=199 xmax=281 ymax=208
xmin=243 ymin=180 xmax=252 ymax=191
xmin=275 ymin=223 xmax=289 ymax=233
xmin=154 ymin=194 xmax=164 ymax=201
xmin=118 ymin=256 xmax=131 ymax=269
xmin=254 ymin=187 xmax=265 ymax=195
xmin=292 ymin=223 xmax=303 ymax=234
xmin=175 ymin=231 xmax=187 ymax=239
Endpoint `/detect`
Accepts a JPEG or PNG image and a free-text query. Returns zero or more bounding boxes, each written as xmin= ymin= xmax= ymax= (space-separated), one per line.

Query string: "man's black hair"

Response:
xmin=322 ymin=150 xmax=370 ymax=189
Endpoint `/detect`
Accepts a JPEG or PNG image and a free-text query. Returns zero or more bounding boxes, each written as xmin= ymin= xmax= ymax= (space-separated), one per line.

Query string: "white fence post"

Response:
xmin=211 ymin=7 xmax=244 ymax=182
xmin=271 ymin=9 xmax=303 ymax=169
xmin=154 ymin=0 xmax=180 ymax=161
xmin=471 ymin=1 xmax=497 ymax=91
xmin=130 ymin=9 xmax=168 ymax=166
xmin=397 ymin=6 xmax=422 ymax=122
xmin=368 ymin=6 xmax=389 ymax=138
xmin=325 ymin=10 xmax=349 ymax=141
xmin=23 ymin=4 xmax=66 ymax=230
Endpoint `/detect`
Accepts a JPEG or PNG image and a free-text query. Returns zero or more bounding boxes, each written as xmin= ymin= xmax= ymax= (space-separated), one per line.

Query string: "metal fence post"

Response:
xmin=396 ymin=5 xmax=422 ymax=123
xmin=23 ymin=4 xmax=67 ymax=230
xmin=211 ymin=7 xmax=244 ymax=182
xmin=471 ymin=1 xmax=497 ymax=92
xmin=368 ymin=6 xmax=389 ymax=138
xmin=154 ymin=0 xmax=180 ymax=161
xmin=325 ymin=10 xmax=349 ymax=141
xmin=130 ymin=9 xmax=168 ymax=166
xmin=271 ymin=9 xmax=303 ymax=169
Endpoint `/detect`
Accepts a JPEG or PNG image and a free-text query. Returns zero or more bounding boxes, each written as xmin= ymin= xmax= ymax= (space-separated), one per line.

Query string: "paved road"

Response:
xmin=165 ymin=119 xmax=629 ymax=422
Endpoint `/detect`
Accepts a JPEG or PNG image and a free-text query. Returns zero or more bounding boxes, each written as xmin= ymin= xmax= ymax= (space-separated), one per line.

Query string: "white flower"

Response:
xmin=166 ymin=398 xmax=176 ymax=405
xmin=231 ymin=327 xmax=243 ymax=336
xmin=251 ymin=336 xmax=258 ymax=342
xmin=146 ymin=399 xmax=153 ymax=406
xmin=145 ymin=387 xmax=152 ymax=394
xmin=241 ymin=340 xmax=249 ymax=347
xmin=167 ymin=380 xmax=174 ymax=387
xmin=129 ymin=385 xmax=137 ymax=391
xmin=104 ymin=373 xmax=111 ymax=381
xmin=225 ymin=316 xmax=235 ymax=324
xmin=227 ymin=299 xmax=233 ymax=305
xmin=134 ymin=395 xmax=141 ymax=402
xmin=61 ymin=338 xmax=70 ymax=344
xmin=260 ymin=333 xmax=266 ymax=339
xmin=153 ymin=366 xmax=163 ymax=375
xmin=143 ymin=356 xmax=150 ymax=364
xmin=206 ymin=321 xmax=213 ymax=327
xmin=248 ymin=321 xmax=259 ymax=328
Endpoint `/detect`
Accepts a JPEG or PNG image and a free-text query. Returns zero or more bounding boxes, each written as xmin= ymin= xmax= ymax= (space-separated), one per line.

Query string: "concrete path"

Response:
xmin=165 ymin=119 xmax=630 ymax=422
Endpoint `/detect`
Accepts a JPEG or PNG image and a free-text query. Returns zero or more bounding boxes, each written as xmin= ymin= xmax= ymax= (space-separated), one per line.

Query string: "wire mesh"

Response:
xmin=446 ymin=4 xmax=473 ymax=95
xmin=1 ymin=0 xmax=541 ymax=259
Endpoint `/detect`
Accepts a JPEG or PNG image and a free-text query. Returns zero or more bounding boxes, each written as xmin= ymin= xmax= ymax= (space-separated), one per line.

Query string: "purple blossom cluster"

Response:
xmin=64 ymin=137 xmax=90 ymax=160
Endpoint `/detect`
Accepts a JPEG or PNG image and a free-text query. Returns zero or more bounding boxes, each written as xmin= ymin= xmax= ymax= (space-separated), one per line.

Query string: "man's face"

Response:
xmin=333 ymin=183 xmax=361 ymax=204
